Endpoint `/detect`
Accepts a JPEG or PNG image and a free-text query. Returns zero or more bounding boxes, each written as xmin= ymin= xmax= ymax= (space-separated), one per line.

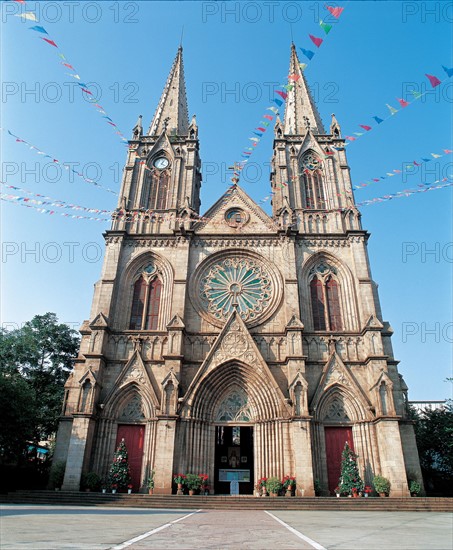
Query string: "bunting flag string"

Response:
xmin=1 ymin=127 xmax=119 ymax=195
xmin=0 ymin=194 xmax=111 ymax=222
xmin=13 ymin=1 xmax=128 ymax=147
xmin=230 ymin=4 xmax=345 ymax=185
xmin=345 ymin=64 xmax=453 ymax=145
xmin=0 ymin=182 xmax=114 ymax=214
xmin=353 ymin=148 xmax=453 ymax=190
xmin=356 ymin=178 xmax=453 ymax=207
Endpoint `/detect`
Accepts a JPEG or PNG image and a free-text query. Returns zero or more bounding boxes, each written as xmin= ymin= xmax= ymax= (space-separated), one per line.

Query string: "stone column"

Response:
xmin=153 ymin=417 xmax=177 ymax=494
xmin=375 ymin=418 xmax=410 ymax=497
xmin=291 ymin=419 xmax=315 ymax=496
xmin=61 ymin=415 xmax=96 ymax=491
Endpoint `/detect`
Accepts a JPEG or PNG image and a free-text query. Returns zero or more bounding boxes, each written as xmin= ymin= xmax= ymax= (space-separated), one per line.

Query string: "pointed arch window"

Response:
xmin=151 ymin=169 xmax=169 ymax=210
xmin=143 ymin=168 xmax=170 ymax=210
xmin=129 ymin=275 xmax=162 ymax=330
xmin=310 ymin=275 xmax=343 ymax=331
xmin=300 ymin=152 xmax=326 ymax=210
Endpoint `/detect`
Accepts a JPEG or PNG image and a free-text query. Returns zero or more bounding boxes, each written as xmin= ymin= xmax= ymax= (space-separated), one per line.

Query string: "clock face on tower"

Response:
xmin=153 ymin=157 xmax=169 ymax=170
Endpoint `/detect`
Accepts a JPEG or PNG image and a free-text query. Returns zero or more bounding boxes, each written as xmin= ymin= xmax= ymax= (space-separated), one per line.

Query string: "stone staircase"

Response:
xmin=2 ymin=491 xmax=453 ymax=512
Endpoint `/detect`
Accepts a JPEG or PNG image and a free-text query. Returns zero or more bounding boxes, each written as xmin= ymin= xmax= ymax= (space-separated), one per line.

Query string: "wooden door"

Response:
xmin=324 ymin=426 xmax=353 ymax=495
xmin=116 ymin=425 xmax=145 ymax=491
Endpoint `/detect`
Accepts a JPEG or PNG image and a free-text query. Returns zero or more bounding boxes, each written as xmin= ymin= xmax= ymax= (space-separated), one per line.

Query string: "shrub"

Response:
xmin=186 ymin=473 xmax=202 ymax=491
xmin=266 ymin=476 xmax=283 ymax=495
xmin=82 ymin=472 xmax=101 ymax=491
xmin=373 ymin=475 xmax=390 ymax=495
xmin=409 ymin=480 xmax=421 ymax=495
xmin=49 ymin=460 xmax=66 ymax=489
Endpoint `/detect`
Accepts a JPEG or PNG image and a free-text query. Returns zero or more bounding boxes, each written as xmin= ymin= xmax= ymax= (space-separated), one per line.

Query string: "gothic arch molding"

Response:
xmin=300 ymin=251 xmax=360 ymax=331
xmin=113 ymin=251 xmax=174 ymax=331
xmin=187 ymin=360 xmax=288 ymax=422
xmin=103 ymin=381 xmax=156 ymax=421
xmin=313 ymin=384 xmax=368 ymax=424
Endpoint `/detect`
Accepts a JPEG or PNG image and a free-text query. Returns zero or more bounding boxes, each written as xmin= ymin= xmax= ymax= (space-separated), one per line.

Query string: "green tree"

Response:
xmin=108 ymin=439 xmax=131 ymax=490
xmin=411 ymin=399 xmax=453 ymax=495
xmin=0 ymin=373 xmax=37 ymax=462
xmin=338 ymin=442 xmax=364 ymax=495
xmin=0 ymin=313 xmax=79 ymax=455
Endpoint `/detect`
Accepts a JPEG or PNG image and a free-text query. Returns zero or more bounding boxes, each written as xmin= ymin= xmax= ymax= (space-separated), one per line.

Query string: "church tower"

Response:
xmin=54 ymin=44 xmax=423 ymax=497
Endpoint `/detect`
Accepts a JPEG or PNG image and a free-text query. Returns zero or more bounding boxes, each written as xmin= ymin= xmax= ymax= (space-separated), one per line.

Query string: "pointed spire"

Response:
xmin=283 ymin=43 xmax=325 ymax=135
xmin=148 ymin=46 xmax=189 ymax=137
xmin=330 ymin=113 xmax=341 ymax=137
xmin=132 ymin=114 xmax=143 ymax=139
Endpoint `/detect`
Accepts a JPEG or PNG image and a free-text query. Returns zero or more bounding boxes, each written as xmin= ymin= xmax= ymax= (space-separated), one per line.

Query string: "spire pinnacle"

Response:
xmin=283 ymin=44 xmax=325 ymax=135
xmin=148 ymin=47 xmax=189 ymax=136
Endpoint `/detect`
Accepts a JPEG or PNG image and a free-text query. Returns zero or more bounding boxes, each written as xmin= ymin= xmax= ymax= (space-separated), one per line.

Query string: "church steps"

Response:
xmin=3 ymin=492 xmax=452 ymax=512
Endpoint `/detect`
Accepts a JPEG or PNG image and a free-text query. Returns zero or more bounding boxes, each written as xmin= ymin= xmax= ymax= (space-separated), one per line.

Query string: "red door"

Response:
xmin=324 ymin=427 xmax=354 ymax=495
xmin=116 ymin=425 xmax=145 ymax=491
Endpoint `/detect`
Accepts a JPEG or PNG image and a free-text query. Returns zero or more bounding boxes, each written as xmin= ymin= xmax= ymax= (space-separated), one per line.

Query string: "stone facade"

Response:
xmin=54 ymin=45 xmax=423 ymax=497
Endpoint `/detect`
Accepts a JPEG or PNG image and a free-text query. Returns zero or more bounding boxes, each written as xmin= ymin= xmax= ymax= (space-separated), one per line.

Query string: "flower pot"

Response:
xmin=270 ymin=492 xmax=278 ymax=497
xmin=102 ymin=489 xmax=106 ymax=494
xmin=189 ymin=489 xmax=195 ymax=496
xmin=127 ymin=489 xmax=132 ymax=494
xmin=112 ymin=489 xmax=117 ymax=494
xmin=261 ymin=490 xmax=268 ymax=497
xmin=285 ymin=489 xmax=292 ymax=497
xmin=379 ymin=492 xmax=387 ymax=497
xmin=177 ymin=483 xmax=184 ymax=495
xmin=336 ymin=493 xmax=340 ymax=498
xmin=148 ymin=489 xmax=153 ymax=495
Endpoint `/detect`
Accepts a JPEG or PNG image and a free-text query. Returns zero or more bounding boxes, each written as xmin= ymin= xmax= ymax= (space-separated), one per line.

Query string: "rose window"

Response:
xmin=200 ymin=258 xmax=273 ymax=323
xmin=302 ymin=152 xmax=321 ymax=171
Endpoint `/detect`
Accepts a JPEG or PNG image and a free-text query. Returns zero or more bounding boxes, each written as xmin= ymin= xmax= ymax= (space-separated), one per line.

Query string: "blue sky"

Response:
xmin=1 ymin=1 xmax=452 ymax=400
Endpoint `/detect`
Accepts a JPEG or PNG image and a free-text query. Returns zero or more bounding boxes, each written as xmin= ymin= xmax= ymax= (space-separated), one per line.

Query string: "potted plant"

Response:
xmin=334 ymin=486 xmax=341 ymax=498
xmin=49 ymin=460 xmax=66 ymax=491
xmin=199 ymin=474 xmax=209 ymax=495
xmin=256 ymin=477 xmax=268 ymax=496
xmin=266 ymin=476 xmax=283 ymax=497
xmin=83 ymin=472 xmax=101 ymax=492
xmin=373 ymin=475 xmax=390 ymax=497
xmin=363 ymin=485 xmax=372 ymax=498
xmin=147 ymin=470 xmax=155 ymax=495
xmin=282 ymin=476 xmax=296 ymax=496
xmin=173 ymin=474 xmax=187 ymax=495
xmin=127 ymin=484 xmax=133 ymax=494
xmin=409 ymin=480 xmax=421 ymax=497
xmin=111 ymin=483 xmax=118 ymax=494
xmin=186 ymin=473 xmax=202 ymax=495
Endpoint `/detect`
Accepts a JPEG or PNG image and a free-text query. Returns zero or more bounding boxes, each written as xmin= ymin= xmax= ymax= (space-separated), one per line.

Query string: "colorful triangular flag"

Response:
xmin=442 ymin=65 xmax=453 ymax=78
xmin=300 ymin=47 xmax=314 ymax=60
xmin=386 ymin=104 xmax=398 ymax=115
xmin=326 ymin=6 xmax=344 ymax=18
xmin=319 ymin=20 xmax=332 ymax=34
xmin=309 ymin=34 xmax=323 ymax=48
xmin=425 ymin=74 xmax=441 ymax=88
xmin=372 ymin=116 xmax=384 ymax=124
xmin=29 ymin=25 xmax=48 ymax=34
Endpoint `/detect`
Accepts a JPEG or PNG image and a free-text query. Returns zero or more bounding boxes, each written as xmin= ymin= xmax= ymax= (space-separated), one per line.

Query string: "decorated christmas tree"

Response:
xmin=338 ymin=442 xmax=364 ymax=496
xmin=108 ymin=439 xmax=131 ymax=490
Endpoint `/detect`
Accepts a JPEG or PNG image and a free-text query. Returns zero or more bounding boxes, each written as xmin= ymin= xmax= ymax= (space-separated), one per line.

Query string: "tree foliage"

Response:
xmin=338 ymin=442 xmax=364 ymax=495
xmin=108 ymin=439 xmax=131 ymax=489
xmin=411 ymin=400 xmax=453 ymax=494
xmin=0 ymin=313 xmax=79 ymax=462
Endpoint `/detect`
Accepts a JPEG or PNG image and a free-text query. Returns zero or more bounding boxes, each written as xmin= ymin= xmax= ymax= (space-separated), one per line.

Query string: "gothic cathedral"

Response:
xmin=54 ymin=45 xmax=423 ymax=496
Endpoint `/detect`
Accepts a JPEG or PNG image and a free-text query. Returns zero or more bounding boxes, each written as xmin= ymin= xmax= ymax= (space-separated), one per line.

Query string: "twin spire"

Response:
xmin=283 ymin=43 xmax=325 ymax=135
xmin=144 ymin=43 xmax=325 ymax=139
xmin=148 ymin=46 xmax=189 ymax=137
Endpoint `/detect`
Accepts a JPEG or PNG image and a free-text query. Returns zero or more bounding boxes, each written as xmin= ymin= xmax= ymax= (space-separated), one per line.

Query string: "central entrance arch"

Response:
xmin=214 ymin=425 xmax=254 ymax=494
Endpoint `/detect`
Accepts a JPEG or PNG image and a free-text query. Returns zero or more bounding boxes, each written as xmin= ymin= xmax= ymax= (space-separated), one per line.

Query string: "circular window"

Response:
xmin=225 ymin=208 xmax=249 ymax=228
xmin=302 ymin=152 xmax=322 ymax=171
xmin=190 ymin=252 xmax=282 ymax=327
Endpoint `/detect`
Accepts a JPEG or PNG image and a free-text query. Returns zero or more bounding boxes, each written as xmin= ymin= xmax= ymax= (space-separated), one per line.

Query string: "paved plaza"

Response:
xmin=1 ymin=505 xmax=452 ymax=549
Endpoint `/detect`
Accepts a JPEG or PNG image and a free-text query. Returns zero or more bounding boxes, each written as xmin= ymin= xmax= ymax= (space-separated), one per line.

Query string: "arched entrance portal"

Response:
xmin=214 ymin=389 xmax=254 ymax=494
xmin=180 ymin=360 xmax=291 ymax=495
